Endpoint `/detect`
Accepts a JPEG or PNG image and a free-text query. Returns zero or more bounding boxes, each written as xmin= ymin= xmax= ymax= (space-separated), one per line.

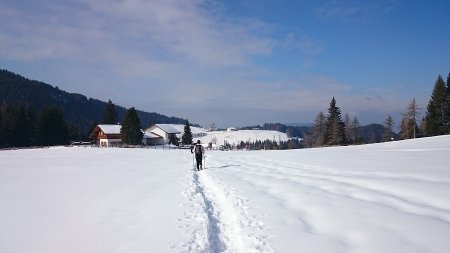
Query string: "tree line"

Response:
xmin=304 ymin=72 xmax=450 ymax=147
xmin=0 ymin=100 xmax=145 ymax=148
xmin=397 ymin=73 xmax=450 ymax=139
xmin=226 ymin=139 xmax=303 ymax=150
xmin=0 ymin=104 xmax=75 ymax=148
xmin=240 ymin=123 xmax=309 ymax=139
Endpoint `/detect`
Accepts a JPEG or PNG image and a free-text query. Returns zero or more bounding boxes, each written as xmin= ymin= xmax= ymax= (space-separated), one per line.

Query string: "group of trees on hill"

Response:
xmin=0 ymin=104 xmax=76 ymax=148
xmin=397 ymin=73 xmax=450 ymax=139
xmin=0 ymin=69 xmax=187 ymax=137
xmin=0 ymin=99 xmax=150 ymax=148
xmin=231 ymin=139 xmax=303 ymax=150
xmin=221 ymin=138 xmax=303 ymax=150
xmin=0 ymin=69 xmax=192 ymax=148
xmin=304 ymin=72 xmax=450 ymax=148
xmin=304 ymin=97 xmax=359 ymax=147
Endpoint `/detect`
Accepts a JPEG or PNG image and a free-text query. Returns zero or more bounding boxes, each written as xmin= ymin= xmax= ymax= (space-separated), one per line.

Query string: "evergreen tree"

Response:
xmin=68 ymin=124 xmax=83 ymax=141
xmin=324 ymin=97 xmax=347 ymax=145
xmin=424 ymin=75 xmax=448 ymax=136
xmin=37 ymin=107 xmax=69 ymax=146
xmin=0 ymin=105 xmax=37 ymax=147
xmin=2 ymin=106 xmax=14 ymax=147
xmin=182 ymin=120 xmax=193 ymax=145
xmin=169 ymin=134 xmax=179 ymax=146
xmin=446 ymin=72 xmax=450 ymax=133
xmin=121 ymin=107 xmax=143 ymax=145
xmin=102 ymin=99 xmax=118 ymax=124
xmin=14 ymin=105 xmax=37 ymax=147
xmin=382 ymin=115 xmax=395 ymax=142
xmin=447 ymin=73 xmax=450 ymax=96
xmin=0 ymin=106 xmax=4 ymax=148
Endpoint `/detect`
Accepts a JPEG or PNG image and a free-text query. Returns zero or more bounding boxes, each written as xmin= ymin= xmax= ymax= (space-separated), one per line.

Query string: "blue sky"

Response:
xmin=1 ymin=0 xmax=449 ymax=128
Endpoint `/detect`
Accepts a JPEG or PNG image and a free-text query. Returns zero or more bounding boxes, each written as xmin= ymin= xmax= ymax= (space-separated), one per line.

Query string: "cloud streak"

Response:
xmin=316 ymin=0 xmax=400 ymax=23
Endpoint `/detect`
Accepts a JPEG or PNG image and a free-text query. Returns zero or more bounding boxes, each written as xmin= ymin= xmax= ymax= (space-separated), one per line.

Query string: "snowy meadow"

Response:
xmin=1 ymin=135 xmax=449 ymax=253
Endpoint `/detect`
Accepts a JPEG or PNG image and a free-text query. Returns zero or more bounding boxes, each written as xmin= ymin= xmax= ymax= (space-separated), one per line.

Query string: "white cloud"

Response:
xmin=0 ymin=0 xmax=413 ymax=127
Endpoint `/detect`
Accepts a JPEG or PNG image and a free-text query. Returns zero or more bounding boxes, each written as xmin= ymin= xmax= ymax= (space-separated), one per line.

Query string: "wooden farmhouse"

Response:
xmin=89 ymin=123 xmax=184 ymax=147
xmin=89 ymin=124 xmax=122 ymax=147
xmin=144 ymin=124 xmax=181 ymax=145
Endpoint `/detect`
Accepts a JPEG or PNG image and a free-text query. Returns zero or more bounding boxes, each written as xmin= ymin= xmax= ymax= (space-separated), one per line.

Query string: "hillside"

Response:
xmin=0 ymin=69 xmax=187 ymax=135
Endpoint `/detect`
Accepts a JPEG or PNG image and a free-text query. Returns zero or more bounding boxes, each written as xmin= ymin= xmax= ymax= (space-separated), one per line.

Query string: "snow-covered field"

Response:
xmin=164 ymin=124 xmax=289 ymax=146
xmin=197 ymin=129 xmax=289 ymax=147
xmin=1 ymin=135 xmax=449 ymax=253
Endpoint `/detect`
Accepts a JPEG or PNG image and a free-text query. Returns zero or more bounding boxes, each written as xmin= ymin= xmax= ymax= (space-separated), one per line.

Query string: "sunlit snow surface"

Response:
xmin=1 ymin=135 xmax=449 ymax=253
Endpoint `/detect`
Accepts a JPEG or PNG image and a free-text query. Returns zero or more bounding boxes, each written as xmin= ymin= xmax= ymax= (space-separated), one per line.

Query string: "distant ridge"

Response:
xmin=284 ymin=123 xmax=313 ymax=127
xmin=0 ymin=69 xmax=187 ymax=135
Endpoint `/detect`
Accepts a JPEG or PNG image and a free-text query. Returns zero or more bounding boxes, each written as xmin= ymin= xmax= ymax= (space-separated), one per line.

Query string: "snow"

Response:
xmin=97 ymin=124 xmax=121 ymax=134
xmin=1 ymin=135 xmax=450 ymax=253
xmin=162 ymin=124 xmax=289 ymax=146
xmin=155 ymin=124 xmax=182 ymax=134
xmin=168 ymin=124 xmax=206 ymax=136
xmin=197 ymin=129 xmax=289 ymax=146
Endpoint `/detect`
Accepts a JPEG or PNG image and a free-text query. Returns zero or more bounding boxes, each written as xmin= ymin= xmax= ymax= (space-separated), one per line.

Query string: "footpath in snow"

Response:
xmin=178 ymin=156 xmax=273 ymax=253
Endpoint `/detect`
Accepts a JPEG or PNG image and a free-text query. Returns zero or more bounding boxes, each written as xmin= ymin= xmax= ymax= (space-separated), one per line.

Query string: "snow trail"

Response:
xmin=179 ymin=153 xmax=273 ymax=253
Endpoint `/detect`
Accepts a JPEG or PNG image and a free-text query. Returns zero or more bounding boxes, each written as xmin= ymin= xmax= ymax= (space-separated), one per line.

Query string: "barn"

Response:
xmin=144 ymin=124 xmax=181 ymax=145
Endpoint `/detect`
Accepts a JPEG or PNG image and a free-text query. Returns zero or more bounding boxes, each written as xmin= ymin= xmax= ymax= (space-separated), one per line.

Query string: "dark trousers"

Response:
xmin=195 ymin=154 xmax=203 ymax=170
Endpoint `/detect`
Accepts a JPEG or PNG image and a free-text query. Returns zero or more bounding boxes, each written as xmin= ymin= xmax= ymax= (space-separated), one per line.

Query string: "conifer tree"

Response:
xmin=169 ymin=134 xmax=179 ymax=146
xmin=324 ymin=97 xmax=347 ymax=145
xmin=424 ymin=75 xmax=448 ymax=136
xmin=102 ymin=99 xmax=118 ymax=124
xmin=382 ymin=115 xmax=395 ymax=142
xmin=0 ymin=106 xmax=4 ymax=148
xmin=12 ymin=105 xmax=36 ymax=147
xmin=447 ymin=72 xmax=450 ymax=97
xmin=37 ymin=107 xmax=69 ymax=146
xmin=182 ymin=120 xmax=193 ymax=145
xmin=2 ymin=106 xmax=14 ymax=147
xmin=121 ymin=107 xmax=143 ymax=145
xmin=446 ymin=72 xmax=450 ymax=133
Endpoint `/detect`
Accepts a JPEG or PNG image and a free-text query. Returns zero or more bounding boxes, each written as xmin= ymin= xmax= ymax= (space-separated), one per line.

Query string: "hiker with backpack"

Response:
xmin=191 ymin=140 xmax=205 ymax=171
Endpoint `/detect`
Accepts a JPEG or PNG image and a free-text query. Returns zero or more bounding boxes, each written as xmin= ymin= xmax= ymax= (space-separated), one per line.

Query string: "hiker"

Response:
xmin=191 ymin=140 xmax=205 ymax=171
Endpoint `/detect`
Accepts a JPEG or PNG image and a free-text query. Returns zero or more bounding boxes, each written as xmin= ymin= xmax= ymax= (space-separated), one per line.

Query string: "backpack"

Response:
xmin=194 ymin=144 xmax=203 ymax=155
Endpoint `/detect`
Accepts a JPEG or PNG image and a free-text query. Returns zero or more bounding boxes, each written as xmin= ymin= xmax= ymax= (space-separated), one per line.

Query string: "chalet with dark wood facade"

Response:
xmin=89 ymin=124 xmax=122 ymax=147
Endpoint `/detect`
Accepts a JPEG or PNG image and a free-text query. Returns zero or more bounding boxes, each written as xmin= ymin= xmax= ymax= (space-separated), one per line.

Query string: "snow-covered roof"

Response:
xmin=155 ymin=124 xmax=181 ymax=134
xmin=142 ymin=131 xmax=161 ymax=139
xmin=98 ymin=124 xmax=121 ymax=134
